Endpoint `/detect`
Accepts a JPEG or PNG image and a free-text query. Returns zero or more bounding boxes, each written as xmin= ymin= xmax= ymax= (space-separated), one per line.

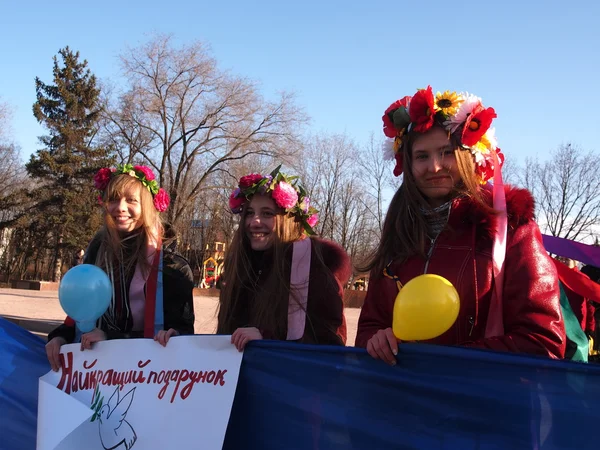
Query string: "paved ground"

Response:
xmin=0 ymin=288 xmax=361 ymax=346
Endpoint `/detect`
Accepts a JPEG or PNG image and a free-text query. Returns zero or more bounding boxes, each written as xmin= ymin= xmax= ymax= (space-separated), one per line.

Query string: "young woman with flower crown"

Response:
xmin=356 ymin=87 xmax=566 ymax=365
xmin=45 ymin=164 xmax=195 ymax=371
xmin=218 ymin=167 xmax=352 ymax=350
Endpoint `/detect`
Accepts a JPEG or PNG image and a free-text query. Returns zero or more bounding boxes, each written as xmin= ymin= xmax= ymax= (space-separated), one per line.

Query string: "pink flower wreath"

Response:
xmin=228 ymin=165 xmax=319 ymax=234
xmin=93 ymin=163 xmax=170 ymax=212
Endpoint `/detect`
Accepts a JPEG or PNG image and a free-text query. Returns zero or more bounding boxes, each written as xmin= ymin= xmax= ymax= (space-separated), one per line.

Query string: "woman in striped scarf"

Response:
xmin=46 ymin=165 xmax=195 ymax=372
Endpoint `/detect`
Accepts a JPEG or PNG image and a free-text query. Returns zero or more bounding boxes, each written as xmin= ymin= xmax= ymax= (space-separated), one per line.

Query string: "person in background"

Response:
xmin=551 ymin=257 xmax=596 ymax=361
xmin=556 ymin=258 xmax=595 ymax=336
xmin=581 ymin=264 xmax=600 ymax=361
xmin=71 ymin=249 xmax=84 ymax=267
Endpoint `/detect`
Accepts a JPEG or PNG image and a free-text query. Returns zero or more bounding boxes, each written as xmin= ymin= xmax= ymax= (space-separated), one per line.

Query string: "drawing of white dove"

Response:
xmin=98 ymin=386 xmax=138 ymax=450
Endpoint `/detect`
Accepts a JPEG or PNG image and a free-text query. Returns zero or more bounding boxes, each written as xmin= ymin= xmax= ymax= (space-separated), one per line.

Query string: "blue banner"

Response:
xmin=0 ymin=318 xmax=49 ymax=450
xmin=2 ymin=317 xmax=600 ymax=450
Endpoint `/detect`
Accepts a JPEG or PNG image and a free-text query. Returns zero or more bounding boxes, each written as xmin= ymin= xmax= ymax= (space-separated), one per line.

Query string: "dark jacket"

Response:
xmin=48 ymin=234 xmax=195 ymax=343
xmin=228 ymin=237 xmax=351 ymax=346
xmin=356 ymin=186 xmax=566 ymax=359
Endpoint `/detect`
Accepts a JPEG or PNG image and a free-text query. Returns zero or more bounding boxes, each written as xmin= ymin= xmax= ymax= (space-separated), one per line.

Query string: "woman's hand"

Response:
xmin=46 ymin=337 xmax=67 ymax=372
xmin=231 ymin=327 xmax=263 ymax=352
xmin=366 ymin=328 xmax=399 ymax=366
xmin=154 ymin=328 xmax=180 ymax=347
xmin=80 ymin=328 xmax=107 ymax=351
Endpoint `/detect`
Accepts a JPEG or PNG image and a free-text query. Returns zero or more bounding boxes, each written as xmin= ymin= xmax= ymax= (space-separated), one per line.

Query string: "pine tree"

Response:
xmin=27 ymin=47 xmax=113 ymax=281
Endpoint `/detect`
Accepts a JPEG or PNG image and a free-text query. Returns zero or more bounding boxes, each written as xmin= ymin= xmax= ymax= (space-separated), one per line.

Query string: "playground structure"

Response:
xmin=199 ymin=241 xmax=225 ymax=288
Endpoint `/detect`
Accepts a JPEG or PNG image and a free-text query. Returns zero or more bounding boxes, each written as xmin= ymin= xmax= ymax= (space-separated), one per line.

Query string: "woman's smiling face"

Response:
xmin=107 ymin=184 xmax=143 ymax=233
xmin=410 ymin=126 xmax=460 ymax=207
xmin=244 ymin=195 xmax=278 ymax=251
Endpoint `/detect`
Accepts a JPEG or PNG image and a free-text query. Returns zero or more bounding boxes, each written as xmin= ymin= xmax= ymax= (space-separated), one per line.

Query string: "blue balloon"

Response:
xmin=58 ymin=264 xmax=112 ymax=333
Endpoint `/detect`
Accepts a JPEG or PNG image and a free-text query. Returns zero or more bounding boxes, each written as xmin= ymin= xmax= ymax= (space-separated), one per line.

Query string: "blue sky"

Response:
xmin=1 ymin=0 xmax=598 ymax=169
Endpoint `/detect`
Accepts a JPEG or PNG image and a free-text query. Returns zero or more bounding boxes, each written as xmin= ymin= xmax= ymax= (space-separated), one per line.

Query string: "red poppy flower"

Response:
xmin=382 ymin=96 xmax=411 ymax=138
xmin=462 ymin=106 xmax=497 ymax=147
xmin=409 ymin=86 xmax=435 ymax=133
xmin=477 ymin=148 xmax=504 ymax=183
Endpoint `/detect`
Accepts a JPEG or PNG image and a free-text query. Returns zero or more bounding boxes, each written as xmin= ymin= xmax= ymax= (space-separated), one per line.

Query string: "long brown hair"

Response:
xmin=217 ymin=198 xmax=327 ymax=338
xmin=361 ymin=124 xmax=494 ymax=276
xmin=95 ymin=174 xmax=164 ymax=276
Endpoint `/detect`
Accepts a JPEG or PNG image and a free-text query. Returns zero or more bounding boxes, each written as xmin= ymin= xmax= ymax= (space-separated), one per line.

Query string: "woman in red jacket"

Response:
xmin=356 ymin=87 xmax=566 ymax=364
xmin=218 ymin=166 xmax=351 ymax=350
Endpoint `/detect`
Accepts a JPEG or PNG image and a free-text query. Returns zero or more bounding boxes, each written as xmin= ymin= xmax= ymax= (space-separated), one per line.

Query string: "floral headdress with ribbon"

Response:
xmin=94 ymin=164 xmax=170 ymax=212
xmin=229 ymin=165 xmax=319 ymax=235
xmin=384 ymin=87 xmax=509 ymax=338
xmin=382 ymin=86 xmax=504 ymax=183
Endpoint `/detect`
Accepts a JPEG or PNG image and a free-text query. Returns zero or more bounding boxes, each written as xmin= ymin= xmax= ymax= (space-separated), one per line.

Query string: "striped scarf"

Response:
xmin=421 ymin=200 xmax=452 ymax=239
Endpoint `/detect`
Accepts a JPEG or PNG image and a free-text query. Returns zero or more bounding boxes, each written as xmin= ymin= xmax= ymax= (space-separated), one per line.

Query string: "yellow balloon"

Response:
xmin=392 ymin=274 xmax=460 ymax=341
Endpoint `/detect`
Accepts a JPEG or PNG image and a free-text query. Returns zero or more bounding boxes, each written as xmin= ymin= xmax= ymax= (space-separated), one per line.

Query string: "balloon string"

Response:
xmin=383 ymin=262 xmax=403 ymax=291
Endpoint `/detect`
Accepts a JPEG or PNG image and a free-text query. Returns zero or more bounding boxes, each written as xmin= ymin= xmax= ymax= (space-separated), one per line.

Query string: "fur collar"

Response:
xmin=451 ymin=185 xmax=536 ymax=241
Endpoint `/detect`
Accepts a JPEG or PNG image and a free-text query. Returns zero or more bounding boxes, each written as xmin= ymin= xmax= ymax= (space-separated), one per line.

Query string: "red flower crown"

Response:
xmin=382 ymin=86 xmax=503 ymax=183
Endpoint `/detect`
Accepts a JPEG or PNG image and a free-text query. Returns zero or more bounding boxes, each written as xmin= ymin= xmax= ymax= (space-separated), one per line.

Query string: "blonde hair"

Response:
xmin=97 ymin=174 xmax=164 ymax=276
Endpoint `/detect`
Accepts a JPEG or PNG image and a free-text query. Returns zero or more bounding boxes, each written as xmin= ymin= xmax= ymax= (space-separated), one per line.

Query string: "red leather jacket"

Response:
xmin=356 ymin=187 xmax=566 ymax=359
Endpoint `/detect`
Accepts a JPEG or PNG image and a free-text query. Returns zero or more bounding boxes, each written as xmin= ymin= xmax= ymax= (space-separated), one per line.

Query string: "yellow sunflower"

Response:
xmin=434 ymin=91 xmax=463 ymax=117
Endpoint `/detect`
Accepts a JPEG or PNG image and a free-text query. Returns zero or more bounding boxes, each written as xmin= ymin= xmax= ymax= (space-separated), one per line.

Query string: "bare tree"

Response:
xmin=499 ymin=152 xmax=519 ymax=186
xmin=0 ymin=98 xmax=13 ymax=143
xmin=0 ymin=100 xmax=26 ymax=203
xmin=0 ymin=99 xmax=28 ymax=229
xmin=296 ymin=133 xmax=380 ymax=280
xmin=0 ymin=143 xmax=27 ymax=209
xmin=0 ymin=100 xmax=29 ymax=276
xmin=361 ymin=134 xmax=392 ymax=235
xmin=103 ymin=34 xmax=307 ymax=228
xmin=518 ymin=143 xmax=600 ymax=241
xmin=299 ymin=134 xmax=355 ymax=240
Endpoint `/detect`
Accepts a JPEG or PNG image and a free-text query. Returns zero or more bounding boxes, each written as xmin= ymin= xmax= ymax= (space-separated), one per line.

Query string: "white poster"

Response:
xmin=37 ymin=335 xmax=243 ymax=450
